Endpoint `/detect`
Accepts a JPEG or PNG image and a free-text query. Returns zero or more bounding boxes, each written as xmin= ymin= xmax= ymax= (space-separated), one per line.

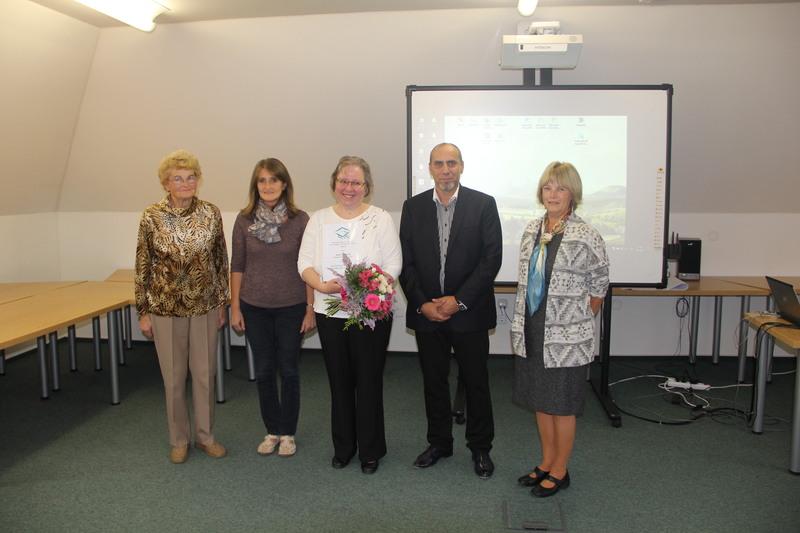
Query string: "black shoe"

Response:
xmin=361 ymin=459 xmax=379 ymax=474
xmin=517 ymin=466 xmax=549 ymax=487
xmin=531 ymin=471 xmax=570 ymax=497
xmin=413 ymin=446 xmax=453 ymax=468
xmin=472 ymin=450 xmax=494 ymax=479
xmin=452 ymin=410 xmax=466 ymax=425
xmin=331 ymin=456 xmax=351 ymax=469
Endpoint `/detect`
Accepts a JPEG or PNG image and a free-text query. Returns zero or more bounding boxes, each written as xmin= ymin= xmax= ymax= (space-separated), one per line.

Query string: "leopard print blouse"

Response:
xmin=135 ymin=196 xmax=229 ymax=318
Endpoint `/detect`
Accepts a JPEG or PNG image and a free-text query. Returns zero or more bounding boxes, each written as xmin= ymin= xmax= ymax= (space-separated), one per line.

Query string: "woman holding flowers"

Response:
xmin=298 ymin=155 xmax=402 ymax=474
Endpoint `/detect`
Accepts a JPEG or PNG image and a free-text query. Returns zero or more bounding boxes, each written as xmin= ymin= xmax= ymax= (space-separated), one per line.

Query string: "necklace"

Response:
xmin=541 ymin=215 xmax=568 ymax=245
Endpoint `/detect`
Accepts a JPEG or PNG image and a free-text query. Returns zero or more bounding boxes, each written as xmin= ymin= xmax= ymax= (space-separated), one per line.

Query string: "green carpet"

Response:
xmin=0 ymin=342 xmax=798 ymax=532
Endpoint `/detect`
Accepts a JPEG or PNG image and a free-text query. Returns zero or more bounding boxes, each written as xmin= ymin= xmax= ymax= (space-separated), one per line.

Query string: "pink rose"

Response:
xmin=364 ymin=293 xmax=381 ymax=311
xmin=340 ymin=287 xmax=348 ymax=303
xmin=358 ymin=270 xmax=371 ymax=288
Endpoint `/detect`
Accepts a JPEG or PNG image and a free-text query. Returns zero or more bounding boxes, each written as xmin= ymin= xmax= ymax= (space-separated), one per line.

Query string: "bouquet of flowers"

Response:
xmin=324 ymin=254 xmax=396 ymax=330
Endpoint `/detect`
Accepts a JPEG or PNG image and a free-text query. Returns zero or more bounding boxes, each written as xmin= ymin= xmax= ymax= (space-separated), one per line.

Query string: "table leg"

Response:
xmin=37 ymin=336 xmax=49 ymax=399
xmin=49 ymin=331 xmax=60 ymax=391
xmin=0 ymin=349 xmax=5 ymax=376
xmin=737 ymin=296 xmax=751 ymax=382
xmin=92 ymin=316 xmax=102 ymax=371
xmin=215 ymin=335 xmax=225 ymax=403
xmin=116 ymin=309 xmax=125 ymax=366
xmin=689 ymin=296 xmax=700 ymax=363
xmin=124 ymin=305 xmax=133 ymax=350
xmin=68 ymin=325 xmax=77 ymax=372
xmin=108 ymin=312 xmax=120 ymax=405
xmin=246 ymin=339 xmax=256 ymax=382
xmin=790 ymin=354 xmax=800 ymax=474
xmin=766 ymin=297 xmax=775 ymax=383
xmin=752 ymin=328 xmax=770 ymax=434
xmin=223 ymin=306 xmax=232 ymax=371
xmin=712 ymin=296 xmax=722 ymax=364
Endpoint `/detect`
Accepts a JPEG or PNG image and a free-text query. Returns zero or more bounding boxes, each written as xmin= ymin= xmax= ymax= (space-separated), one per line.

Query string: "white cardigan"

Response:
xmin=510 ymin=213 xmax=609 ymax=368
xmin=297 ymin=205 xmax=402 ymax=318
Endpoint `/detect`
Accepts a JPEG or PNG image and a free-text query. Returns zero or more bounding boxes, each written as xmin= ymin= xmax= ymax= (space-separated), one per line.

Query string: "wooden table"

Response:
xmin=103 ymin=268 xmax=236 ymax=403
xmin=0 ymin=282 xmax=135 ymax=403
xmin=105 ymin=269 xmax=134 ymax=283
xmin=614 ymin=277 xmax=768 ymax=365
xmin=744 ymin=312 xmax=800 ymax=474
xmin=0 ymin=282 xmax=87 ymax=374
xmin=592 ymin=277 xmax=770 ymax=427
xmin=0 ymin=281 xmax=85 ymax=305
xmin=105 ymin=269 xmax=136 ymax=350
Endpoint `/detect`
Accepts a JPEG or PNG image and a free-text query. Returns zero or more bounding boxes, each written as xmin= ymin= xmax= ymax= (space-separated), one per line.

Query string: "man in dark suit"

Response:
xmin=399 ymin=142 xmax=502 ymax=479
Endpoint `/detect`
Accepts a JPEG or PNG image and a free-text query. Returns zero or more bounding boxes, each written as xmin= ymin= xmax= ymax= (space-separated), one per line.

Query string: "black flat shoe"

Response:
xmin=472 ymin=450 xmax=494 ymax=479
xmin=331 ymin=456 xmax=351 ymax=469
xmin=361 ymin=459 xmax=379 ymax=474
xmin=531 ymin=471 xmax=570 ymax=498
xmin=413 ymin=446 xmax=453 ymax=468
xmin=517 ymin=467 xmax=549 ymax=487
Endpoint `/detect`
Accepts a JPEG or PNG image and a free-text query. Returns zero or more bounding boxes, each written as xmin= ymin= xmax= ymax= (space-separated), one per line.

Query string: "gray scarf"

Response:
xmin=248 ymin=199 xmax=288 ymax=244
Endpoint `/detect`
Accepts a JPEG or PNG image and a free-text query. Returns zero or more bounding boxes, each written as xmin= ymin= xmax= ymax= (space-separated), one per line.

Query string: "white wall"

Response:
xmin=3 ymin=3 xmax=799 ymax=359
xmin=0 ymin=0 xmax=97 ymax=215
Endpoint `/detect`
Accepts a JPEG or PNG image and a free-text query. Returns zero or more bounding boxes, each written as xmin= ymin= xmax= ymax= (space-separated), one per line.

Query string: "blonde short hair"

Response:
xmin=536 ymin=161 xmax=583 ymax=211
xmin=158 ymin=149 xmax=202 ymax=189
xmin=329 ymin=155 xmax=373 ymax=198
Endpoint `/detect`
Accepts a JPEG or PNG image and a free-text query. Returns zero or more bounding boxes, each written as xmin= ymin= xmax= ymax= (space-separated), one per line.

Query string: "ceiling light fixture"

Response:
xmin=74 ymin=0 xmax=170 ymax=32
xmin=517 ymin=0 xmax=539 ymax=17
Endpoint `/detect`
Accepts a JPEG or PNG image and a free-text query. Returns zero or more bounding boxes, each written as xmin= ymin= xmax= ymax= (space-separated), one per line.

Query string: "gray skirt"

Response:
xmin=511 ymin=232 xmax=587 ymax=416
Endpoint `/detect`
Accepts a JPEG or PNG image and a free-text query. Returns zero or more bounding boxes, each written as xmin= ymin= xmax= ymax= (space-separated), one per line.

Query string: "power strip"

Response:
xmin=665 ymin=378 xmax=711 ymax=391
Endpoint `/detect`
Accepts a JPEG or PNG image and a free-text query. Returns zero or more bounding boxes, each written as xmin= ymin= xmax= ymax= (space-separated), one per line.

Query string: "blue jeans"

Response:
xmin=240 ymin=300 xmax=305 ymax=436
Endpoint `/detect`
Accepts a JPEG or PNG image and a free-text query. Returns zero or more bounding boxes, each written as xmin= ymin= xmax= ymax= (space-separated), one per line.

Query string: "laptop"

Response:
xmin=765 ymin=276 xmax=800 ymax=327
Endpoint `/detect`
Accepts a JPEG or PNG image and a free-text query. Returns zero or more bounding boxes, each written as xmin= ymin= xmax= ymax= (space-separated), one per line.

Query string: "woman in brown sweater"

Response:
xmin=230 ymin=158 xmax=315 ymax=458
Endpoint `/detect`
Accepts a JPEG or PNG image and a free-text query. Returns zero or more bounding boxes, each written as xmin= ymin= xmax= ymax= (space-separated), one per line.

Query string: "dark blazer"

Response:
xmin=399 ymin=186 xmax=502 ymax=333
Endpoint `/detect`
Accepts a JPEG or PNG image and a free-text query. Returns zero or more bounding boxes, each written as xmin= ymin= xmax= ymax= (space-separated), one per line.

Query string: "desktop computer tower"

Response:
xmin=677 ymin=238 xmax=701 ymax=281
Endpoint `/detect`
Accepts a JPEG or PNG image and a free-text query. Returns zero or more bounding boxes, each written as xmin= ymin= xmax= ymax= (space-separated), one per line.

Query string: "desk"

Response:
xmin=744 ymin=312 xmax=800 ymax=474
xmin=0 ymin=281 xmax=85 ymax=305
xmin=593 ymin=278 xmax=769 ymax=427
xmin=613 ymin=277 xmax=767 ymax=364
xmin=105 ymin=269 xmax=134 ymax=283
xmin=104 ymin=268 xmax=236 ymax=403
xmin=0 ymin=282 xmax=86 ymax=375
xmin=0 ymin=282 xmax=134 ymax=404
xmin=105 ymin=269 xmax=135 ymax=350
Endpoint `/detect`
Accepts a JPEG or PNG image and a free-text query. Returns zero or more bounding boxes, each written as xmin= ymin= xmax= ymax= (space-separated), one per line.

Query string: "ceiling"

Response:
xmin=29 ymin=0 xmax=796 ymax=28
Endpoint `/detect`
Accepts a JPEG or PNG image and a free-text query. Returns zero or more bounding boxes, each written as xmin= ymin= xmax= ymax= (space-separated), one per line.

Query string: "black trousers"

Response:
xmin=316 ymin=314 xmax=391 ymax=462
xmin=240 ymin=300 xmax=305 ymax=436
xmin=415 ymin=328 xmax=494 ymax=453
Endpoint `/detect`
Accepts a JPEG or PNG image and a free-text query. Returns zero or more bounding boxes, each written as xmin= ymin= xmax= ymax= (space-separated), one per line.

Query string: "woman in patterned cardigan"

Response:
xmin=135 ymin=149 xmax=230 ymax=464
xmin=510 ymin=161 xmax=609 ymax=497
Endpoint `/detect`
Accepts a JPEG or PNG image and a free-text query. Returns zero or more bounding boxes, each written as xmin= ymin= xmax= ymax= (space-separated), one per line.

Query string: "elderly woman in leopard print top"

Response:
xmin=135 ymin=149 xmax=229 ymax=465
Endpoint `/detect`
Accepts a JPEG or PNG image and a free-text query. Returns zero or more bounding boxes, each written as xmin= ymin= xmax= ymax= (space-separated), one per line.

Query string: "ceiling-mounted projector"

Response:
xmin=501 ymin=21 xmax=582 ymax=69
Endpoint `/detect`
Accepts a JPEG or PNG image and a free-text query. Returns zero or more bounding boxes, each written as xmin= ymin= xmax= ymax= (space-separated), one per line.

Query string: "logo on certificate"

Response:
xmin=335 ymin=226 xmax=351 ymax=239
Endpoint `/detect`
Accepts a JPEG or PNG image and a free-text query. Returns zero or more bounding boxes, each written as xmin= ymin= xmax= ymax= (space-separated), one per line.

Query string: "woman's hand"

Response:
xmin=320 ymin=280 xmax=342 ymax=295
xmin=230 ymin=307 xmax=245 ymax=333
xmin=300 ymin=305 xmax=316 ymax=333
xmin=139 ymin=315 xmax=153 ymax=339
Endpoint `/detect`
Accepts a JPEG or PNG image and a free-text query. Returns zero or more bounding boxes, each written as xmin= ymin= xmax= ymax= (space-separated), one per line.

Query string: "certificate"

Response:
xmin=322 ymin=222 xmax=363 ymax=281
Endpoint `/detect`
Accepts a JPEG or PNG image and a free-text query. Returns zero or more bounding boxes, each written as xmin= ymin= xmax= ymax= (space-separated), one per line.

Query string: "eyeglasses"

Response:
xmin=430 ymin=160 xmax=460 ymax=169
xmin=170 ymin=175 xmax=198 ymax=185
xmin=336 ymin=178 xmax=365 ymax=189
